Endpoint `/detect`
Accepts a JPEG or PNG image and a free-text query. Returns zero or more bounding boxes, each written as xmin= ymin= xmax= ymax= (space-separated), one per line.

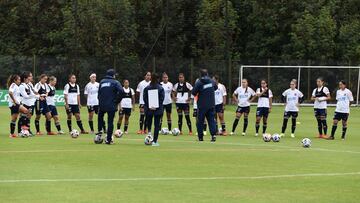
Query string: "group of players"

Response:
xmin=6 ymin=71 xmax=354 ymax=140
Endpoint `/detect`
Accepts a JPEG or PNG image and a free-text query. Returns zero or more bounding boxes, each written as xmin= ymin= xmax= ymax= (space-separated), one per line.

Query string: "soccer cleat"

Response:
xmin=152 ymin=142 xmax=160 ymax=147
xmin=104 ymin=140 xmax=113 ymax=145
xmin=280 ymin=133 xmax=285 ymax=137
xmin=47 ymin=132 xmax=56 ymax=135
xmin=58 ymin=131 xmax=64 ymax=135
xmin=189 ymin=131 xmax=193 ymax=136
xmin=137 ymin=130 xmax=143 ymax=134
xmin=211 ymin=135 xmax=216 ymax=143
xmin=203 ymin=131 xmax=207 ymax=136
xmin=124 ymin=131 xmax=128 ymax=134
xmin=242 ymin=132 xmax=246 ymax=136
xmin=230 ymin=132 xmax=234 ymax=136
xmin=316 ymin=134 xmax=323 ymax=138
xmin=80 ymin=131 xmax=89 ymax=134
xmin=198 ymin=137 xmax=204 ymax=142
xmin=290 ymin=133 xmax=295 ymax=138
xmin=321 ymin=134 xmax=329 ymax=139
xmin=9 ymin=134 xmax=17 ymax=138
xmin=168 ymin=131 xmax=173 ymax=135
xmin=327 ymin=136 xmax=335 ymax=140
xmin=36 ymin=132 xmax=43 ymax=136
xmin=143 ymin=130 xmax=148 ymax=134
xmin=255 ymin=133 xmax=259 ymax=137
xmin=89 ymin=131 xmax=95 ymax=134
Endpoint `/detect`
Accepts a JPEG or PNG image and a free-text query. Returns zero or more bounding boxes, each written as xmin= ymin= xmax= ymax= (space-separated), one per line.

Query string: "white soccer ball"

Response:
xmin=172 ymin=128 xmax=181 ymax=136
xmin=20 ymin=129 xmax=30 ymax=138
xmin=272 ymin=133 xmax=281 ymax=142
xmin=94 ymin=134 xmax=104 ymax=144
xmin=302 ymin=138 xmax=312 ymax=148
xmin=262 ymin=133 xmax=272 ymax=142
xmin=160 ymin=127 xmax=170 ymax=135
xmin=114 ymin=129 xmax=123 ymax=138
xmin=70 ymin=129 xmax=80 ymax=138
xmin=144 ymin=134 xmax=153 ymax=145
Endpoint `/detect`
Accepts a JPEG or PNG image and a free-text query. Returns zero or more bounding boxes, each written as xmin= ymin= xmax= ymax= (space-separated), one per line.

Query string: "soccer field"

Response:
xmin=0 ymin=105 xmax=359 ymax=203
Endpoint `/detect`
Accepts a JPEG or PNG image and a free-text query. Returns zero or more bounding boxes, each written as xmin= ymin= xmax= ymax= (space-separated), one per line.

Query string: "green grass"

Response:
xmin=0 ymin=105 xmax=359 ymax=203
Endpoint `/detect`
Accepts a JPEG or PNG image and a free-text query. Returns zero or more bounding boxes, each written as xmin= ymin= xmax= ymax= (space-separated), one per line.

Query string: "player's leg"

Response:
xmin=74 ymin=108 xmax=87 ymax=133
xmin=117 ymin=110 xmax=124 ymax=130
xmin=231 ymin=107 xmax=242 ymax=135
xmin=9 ymin=108 xmax=18 ymax=137
xmin=138 ymin=105 xmax=145 ymax=134
xmin=105 ymin=111 xmax=115 ymax=143
xmin=315 ymin=109 xmax=323 ymax=137
xmin=196 ymin=108 xmax=206 ymax=141
xmin=166 ymin=110 xmax=172 ymax=131
xmin=262 ymin=115 xmax=268 ymax=134
xmin=321 ymin=109 xmax=328 ymax=137
xmin=281 ymin=111 xmax=289 ymax=137
xmin=88 ymin=106 xmax=95 ymax=133
xmin=152 ymin=115 xmax=161 ymax=145
xmin=219 ymin=107 xmax=226 ymax=135
xmin=97 ymin=110 xmax=104 ymax=133
xmin=124 ymin=114 xmax=130 ymax=133
xmin=45 ymin=111 xmax=55 ymax=135
xmin=146 ymin=113 xmax=153 ymax=134
xmin=290 ymin=112 xmax=298 ymax=138
xmin=242 ymin=111 xmax=249 ymax=136
xmin=177 ymin=105 xmax=183 ymax=133
xmin=66 ymin=106 xmax=72 ymax=132
xmin=341 ymin=115 xmax=348 ymax=140
xmin=184 ymin=105 xmax=192 ymax=135
xmin=329 ymin=116 xmax=339 ymax=140
xmin=255 ymin=108 xmax=261 ymax=136
xmin=205 ymin=108 xmax=217 ymax=142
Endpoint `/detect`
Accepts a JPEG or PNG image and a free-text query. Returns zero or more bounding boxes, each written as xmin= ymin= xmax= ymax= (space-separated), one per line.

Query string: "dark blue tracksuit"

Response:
xmin=143 ymin=83 xmax=165 ymax=143
xmin=191 ymin=76 xmax=218 ymax=139
xmin=98 ymin=76 xmax=124 ymax=142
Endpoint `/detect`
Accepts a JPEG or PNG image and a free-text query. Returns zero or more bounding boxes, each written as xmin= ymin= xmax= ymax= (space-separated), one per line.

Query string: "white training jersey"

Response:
xmin=234 ymin=86 xmax=255 ymax=107
xmin=46 ymin=85 xmax=56 ymax=106
xmin=121 ymin=87 xmax=135 ymax=109
xmin=173 ymin=82 xmax=193 ymax=104
xmin=34 ymin=82 xmax=49 ymax=97
xmin=335 ymin=88 xmax=353 ymax=113
xmin=28 ymin=82 xmax=37 ymax=104
xmin=64 ymin=83 xmax=80 ymax=105
xmin=312 ymin=86 xmax=330 ymax=109
xmin=215 ymin=83 xmax=227 ymax=105
xmin=136 ymin=80 xmax=150 ymax=105
xmin=8 ymin=83 xmax=21 ymax=107
xmin=84 ymin=82 xmax=99 ymax=106
xmin=256 ymin=88 xmax=273 ymax=108
xmin=161 ymin=81 xmax=173 ymax=105
xmin=19 ymin=83 xmax=38 ymax=106
xmin=282 ymin=88 xmax=304 ymax=112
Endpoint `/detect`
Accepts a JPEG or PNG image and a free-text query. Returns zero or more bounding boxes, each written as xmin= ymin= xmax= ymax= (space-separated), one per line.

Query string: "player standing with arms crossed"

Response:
xmin=136 ymin=72 xmax=151 ymax=134
xmin=328 ymin=80 xmax=353 ymax=140
xmin=173 ymin=73 xmax=193 ymax=135
xmin=64 ymin=74 xmax=87 ymax=134
xmin=213 ymin=75 xmax=227 ymax=135
xmin=255 ymin=79 xmax=273 ymax=137
xmin=280 ymin=79 xmax=304 ymax=138
xmin=117 ymin=79 xmax=135 ymax=134
xmin=230 ymin=79 xmax=255 ymax=136
xmin=311 ymin=77 xmax=331 ymax=138
xmin=160 ymin=72 xmax=173 ymax=133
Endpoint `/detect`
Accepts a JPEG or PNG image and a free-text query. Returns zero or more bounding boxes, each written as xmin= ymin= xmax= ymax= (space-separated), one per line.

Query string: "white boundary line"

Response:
xmin=1 ymin=172 xmax=360 ymax=183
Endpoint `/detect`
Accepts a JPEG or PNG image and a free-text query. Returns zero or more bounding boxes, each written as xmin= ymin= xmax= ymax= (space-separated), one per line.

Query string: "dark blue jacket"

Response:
xmin=98 ymin=76 xmax=124 ymax=112
xmin=191 ymin=76 xmax=218 ymax=110
xmin=143 ymin=83 xmax=165 ymax=116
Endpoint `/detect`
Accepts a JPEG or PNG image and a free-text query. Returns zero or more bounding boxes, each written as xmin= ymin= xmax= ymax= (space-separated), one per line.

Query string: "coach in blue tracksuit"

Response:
xmin=143 ymin=73 xmax=165 ymax=146
xmin=97 ymin=69 xmax=124 ymax=144
xmin=192 ymin=69 xmax=218 ymax=142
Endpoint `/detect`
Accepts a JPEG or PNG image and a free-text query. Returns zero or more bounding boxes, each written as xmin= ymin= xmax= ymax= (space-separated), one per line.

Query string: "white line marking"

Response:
xmin=1 ymin=172 xmax=359 ymax=183
xmin=0 ymin=149 xmax=102 ymax=153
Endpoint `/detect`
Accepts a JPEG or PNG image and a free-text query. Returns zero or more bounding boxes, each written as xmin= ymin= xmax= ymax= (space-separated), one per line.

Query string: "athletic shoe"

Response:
xmin=9 ymin=134 xmax=17 ymax=138
xmin=80 ymin=131 xmax=89 ymax=134
xmin=36 ymin=132 xmax=43 ymax=136
xmin=211 ymin=135 xmax=216 ymax=143
xmin=280 ymin=133 xmax=285 ymax=137
xmin=321 ymin=134 xmax=329 ymax=139
xmin=341 ymin=138 xmax=345 ymax=141
xmin=316 ymin=134 xmax=323 ymax=138
xmin=230 ymin=132 xmax=234 ymax=136
xmin=124 ymin=131 xmax=128 ymax=134
xmin=143 ymin=130 xmax=148 ymax=134
xmin=198 ymin=137 xmax=204 ymax=142
xmin=168 ymin=131 xmax=173 ymax=135
xmin=58 ymin=131 xmax=64 ymax=135
xmin=152 ymin=142 xmax=160 ymax=147
xmin=290 ymin=133 xmax=295 ymax=138
xmin=255 ymin=133 xmax=259 ymax=137
xmin=326 ymin=136 xmax=334 ymax=140
xmin=104 ymin=140 xmax=113 ymax=145
xmin=137 ymin=130 xmax=143 ymax=134
xmin=203 ymin=131 xmax=207 ymax=136
xmin=189 ymin=131 xmax=193 ymax=136
xmin=47 ymin=132 xmax=56 ymax=135
xmin=242 ymin=132 xmax=246 ymax=136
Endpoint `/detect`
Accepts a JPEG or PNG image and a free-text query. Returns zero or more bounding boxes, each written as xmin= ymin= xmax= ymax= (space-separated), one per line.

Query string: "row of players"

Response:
xmin=6 ymin=71 xmax=354 ymax=140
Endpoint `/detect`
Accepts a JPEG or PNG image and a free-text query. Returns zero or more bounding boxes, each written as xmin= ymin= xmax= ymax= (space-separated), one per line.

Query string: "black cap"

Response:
xmin=106 ymin=69 xmax=117 ymax=77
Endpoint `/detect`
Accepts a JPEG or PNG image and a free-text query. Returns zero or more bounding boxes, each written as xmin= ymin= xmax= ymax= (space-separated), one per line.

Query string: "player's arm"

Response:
xmin=63 ymin=85 xmax=69 ymax=109
xmin=8 ymin=89 xmax=18 ymax=105
xmin=77 ymin=85 xmax=81 ymax=108
xmin=232 ymin=92 xmax=238 ymax=104
xmin=186 ymin=83 xmax=193 ymax=103
xmin=132 ymin=90 xmax=135 ymax=111
xmin=269 ymin=97 xmax=273 ymax=112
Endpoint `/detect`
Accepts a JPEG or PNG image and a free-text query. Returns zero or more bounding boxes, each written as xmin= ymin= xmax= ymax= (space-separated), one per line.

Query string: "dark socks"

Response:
xmin=124 ymin=124 xmax=128 ymax=132
xmin=221 ymin=122 xmax=226 ymax=132
xmin=76 ymin=120 xmax=85 ymax=131
xmin=35 ymin=120 xmax=40 ymax=133
xmin=89 ymin=120 xmax=94 ymax=132
xmin=178 ymin=114 xmax=183 ymax=132
xmin=10 ymin=121 xmax=16 ymax=134
xmin=281 ymin=118 xmax=288 ymax=133
xmin=167 ymin=120 xmax=172 ymax=130
xmin=67 ymin=119 xmax=72 ymax=131
xmin=55 ymin=121 xmax=61 ymax=131
xmin=342 ymin=127 xmax=347 ymax=139
xmin=117 ymin=122 xmax=121 ymax=130
xmin=322 ymin=120 xmax=328 ymax=135
xmin=291 ymin=118 xmax=296 ymax=134
xmin=185 ymin=115 xmax=192 ymax=132
xmin=243 ymin=117 xmax=249 ymax=133
xmin=317 ymin=119 xmax=323 ymax=135
xmin=255 ymin=122 xmax=260 ymax=133
xmin=46 ymin=120 xmax=51 ymax=132
xmin=232 ymin=118 xmax=239 ymax=132
xmin=139 ymin=114 xmax=144 ymax=130
xmin=263 ymin=123 xmax=267 ymax=134
xmin=331 ymin=125 xmax=337 ymax=137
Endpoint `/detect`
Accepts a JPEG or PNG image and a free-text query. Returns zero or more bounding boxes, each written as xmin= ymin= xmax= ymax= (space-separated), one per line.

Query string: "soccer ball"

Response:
xmin=262 ymin=133 xmax=272 ymax=142
xmin=19 ymin=129 xmax=30 ymax=138
xmin=302 ymin=138 xmax=312 ymax=148
xmin=144 ymin=134 xmax=153 ymax=145
xmin=114 ymin=129 xmax=123 ymax=138
xmin=94 ymin=133 xmax=104 ymax=144
xmin=70 ymin=129 xmax=80 ymax=138
xmin=172 ymin=128 xmax=181 ymax=136
xmin=160 ymin=128 xmax=170 ymax=135
xmin=272 ymin=133 xmax=281 ymax=142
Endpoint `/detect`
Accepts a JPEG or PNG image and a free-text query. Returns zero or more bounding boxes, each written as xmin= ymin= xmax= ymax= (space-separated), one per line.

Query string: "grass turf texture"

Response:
xmin=0 ymin=105 xmax=359 ymax=203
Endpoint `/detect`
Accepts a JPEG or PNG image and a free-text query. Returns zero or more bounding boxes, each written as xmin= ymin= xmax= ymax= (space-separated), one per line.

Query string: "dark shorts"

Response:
xmin=314 ymin=108 xmax=327 ymax=117
xmin=256 ymin=107 xmax=269 ymax=118
xmin=236 ymin=106 xmax=250 ymax=114
xmin=163 ymin=103 xmax=172 ymax=114
xmin=284 ymin=111 xmax=298 ymax=119
xmin=176 ymin=103 xmax=190 ymax=111
xmin=119 ymin=108 xmax=132 ymax=116
xmin=87 ymin=105 xmax=99 ymax=114
xmin=23 ymin=104 xmax=34 ymax=115
xmin=215 ymin=104 xmax=224 ymax=113
xmin=66 ymin=105 xmax=80 ymax=115
xmin=333 ymin=112 xmax=349 ymax=121
xmin=9 ymin=104 xmax=20 ymax=115
xmin=193 ymin=109 xmax=198 ymax=117
xmin=35 ymin=100 xmax=50 ymax=115
xmin=48 ymin=105 xmax=58 ymax=116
